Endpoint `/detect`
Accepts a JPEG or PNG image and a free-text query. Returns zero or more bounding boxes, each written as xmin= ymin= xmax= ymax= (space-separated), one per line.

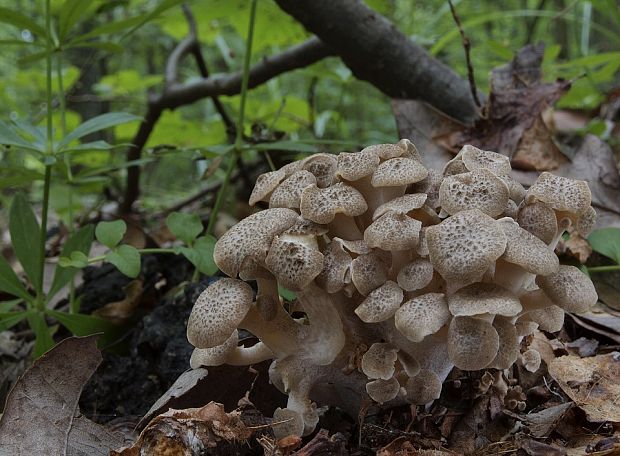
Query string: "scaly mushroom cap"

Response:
xmin=525 ymin=172 xmax=592 ymax=217
xmin=269 ymin=170 xmax=317 ymax=209
xmin=521 ymin=349 xmax=542 ymax=372
xmin=517 ymin=202 xmax=558 ymax=244
xmin=350 ymin=250 xmax=389 ymax=296
xmin=361 ymin=343 xmax=398 ymax=380
xmin=576 ymin=206 xmax=597 ymax=237
xmin=395 ymin=293 xmax=450 ymax=342
xmin=439 ymin=168 xmax=510 ymax=217
xmin=397 ymin=258 xmax=434 ymax=292
xmin=301 ymin=153 xmax=337 ymax=188
xmin=362 ymin=142 xmax=407 ymax=160
xmin=249 ymin=169 xmax=286 ymax=205
xmin=371 ymin=157 xmax=428 ymax=187
xmin=522 ymin=305 xmax=565 ymax=332
xmin=442 ymin=155 xmax=468 ymax=176
xmin=448 ymin=283 xmax=522 ymax=317
xmin=501 ymin=174 xmax=526 ymax=203
xmin=372 ymin=193 xmax=427 ymax=220
xmin=336 ymin=150 xmax=380 ymax=181
xmin=460 ymin=144 xmax=512 ymax=176
xmin=300 ymin=182 xmax=367 ymax=224
xmin=214 ymin=208 xmax=299 ymax=277
xmin=488 ymin=317 xmax=519 ymax=369
xmin=536 ymin=265 xmax=598 ymax=313
xmin=265 ymin=234 xmax=324 ymax=291
xmin=447 ymin=316 xmax=500 ymax=370
xmin=190 ymin=330 xmax=238 ymax=368
xmin=315 ymin=238 xmax=351 ymax=293
xmin=426 ymin=209 xmax=507 ymax=288
xmin=411 ymin=169 xmax=442 ymax=209
xmin=355 ymin=280 xmax=403 ymax=323
xmin=405 ymin=369 xmax=442 ymax=405
xmin=366 ymin=377 xmax=401 ymax=404
xmin=364 ymin=212 xmax=422 ymax=251
xmin=187 ymin=278 xmax=253 ymax=348
xmin=497 ymin=218 xmax=559 ymax=275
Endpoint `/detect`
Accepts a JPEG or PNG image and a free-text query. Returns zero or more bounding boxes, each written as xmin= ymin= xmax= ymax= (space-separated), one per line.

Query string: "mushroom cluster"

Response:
xmin=187 ymin=141 xmax=598 ymax=438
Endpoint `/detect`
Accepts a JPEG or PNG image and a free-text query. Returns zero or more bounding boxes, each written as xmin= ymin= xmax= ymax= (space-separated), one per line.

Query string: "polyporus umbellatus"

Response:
xmin=187 ymin=141 xmax=598 ymax=438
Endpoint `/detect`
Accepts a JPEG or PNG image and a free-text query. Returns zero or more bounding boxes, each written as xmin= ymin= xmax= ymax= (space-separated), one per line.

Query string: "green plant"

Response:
xmin=587 ymin=228 xmax=620 ymax=273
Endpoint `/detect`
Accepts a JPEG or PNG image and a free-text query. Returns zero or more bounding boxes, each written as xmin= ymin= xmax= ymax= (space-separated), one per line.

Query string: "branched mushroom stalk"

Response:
xmin=187 ymin=141 xmax=599 ymax=438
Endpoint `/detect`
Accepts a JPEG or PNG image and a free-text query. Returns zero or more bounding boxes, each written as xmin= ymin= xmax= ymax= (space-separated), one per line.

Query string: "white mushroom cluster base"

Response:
xmin=187 ymin=141 xmax=598 ymax=438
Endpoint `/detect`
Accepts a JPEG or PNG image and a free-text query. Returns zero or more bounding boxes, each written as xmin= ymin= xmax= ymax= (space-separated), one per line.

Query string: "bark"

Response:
xmin=274 ymin=0 xmax=479 ymax=124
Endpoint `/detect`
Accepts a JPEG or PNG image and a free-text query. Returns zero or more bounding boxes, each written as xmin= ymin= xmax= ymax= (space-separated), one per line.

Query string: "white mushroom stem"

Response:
xmin=256 ymin=275 xmax=281 ymax=321
xmin=329 ymin=213 xmax=363 ymax=240
xmin=239 ymin=304 xmax=303 ymax=359
xmin=296 ymin=284 xmax=346 ymax=365
xmin=227 ymin=342 xmax=274 ymax=365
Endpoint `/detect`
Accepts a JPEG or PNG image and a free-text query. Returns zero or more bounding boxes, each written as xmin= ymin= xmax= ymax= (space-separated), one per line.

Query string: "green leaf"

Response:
xmin=58 ymin=112 xmax=141 ymax=150
xmin=0 ymin=254 xmax=32 ymax=302
xmin=278 ymin=286 xmax=296 ymax=302
xmin=166 ymin=212 xmax=203 ymax=245
xmin=62 ymin=140 xmax=118 ymax=153
xmin=66 ymin=40 xmax=124 ymax=53
xmin=0 ymin=310 xmax=31 ymax=331
xmin=0 ymin=7 xmax=46 ymax=37
xmin=178 ymin=235 xmax=218 ymax=276
xmin=46 ymin=309 xmax=125 ymax=347
xmin=66 ymin=16 xmax=144 ymax=45
xmin=58 ymin=0 xmax=95 ymax=41
xmin=0 ymin=299 xmax=22 ymax=312
xmin=9 ymin=194 xmax=42 ymax=291
xmin=588 ymin=228 xmax=620 ymax=264
xmin=122 ymin=0 xmax=185 ymax=38
xmin=247 ymin=141 xmax=319 ymax=153
xmin=27 ymin=312 xmax=55 ymax=358
xmin=17 ymin=50 xmax=48 ymax=65
xmin=95 ymin=220 xmax=126 ymax=249
xmin=0 ymin=120 xmax=43 ymax=152
xmin=107 ymin=245 xmax=141 ymax=278
xmin=49 ymin=224 xmax=94 ymax=299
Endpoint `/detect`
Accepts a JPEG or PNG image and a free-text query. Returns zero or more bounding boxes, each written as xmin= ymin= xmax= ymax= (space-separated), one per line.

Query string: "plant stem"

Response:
xmin=587 ymin=265 xmax=620 ymax=273
xmin=87 ymin=248 xmax=178 ymax=264
xmin=206 ymin=0 xmax=258 ymax=237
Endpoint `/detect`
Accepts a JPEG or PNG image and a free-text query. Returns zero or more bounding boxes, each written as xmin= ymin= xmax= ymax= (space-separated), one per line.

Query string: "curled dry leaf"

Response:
xmin=112 ymin=402 xmax=253 ymax=455
xmin=92 ymin=279 xmax=144 ymax=325
xmin=0 ymin=336 xmax=124 ymax=455
xmin=549 ymin=353 xmax=620 ymax=423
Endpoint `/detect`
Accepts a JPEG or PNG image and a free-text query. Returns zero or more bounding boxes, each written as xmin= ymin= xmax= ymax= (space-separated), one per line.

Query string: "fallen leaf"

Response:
xmin=505 ymin=402 xmax=573 ymax=438
xmin=549 ymin=352 xmax=620 ymax=422
xmin=92 ymin=279 xmax=144 ymax=325
xmin=568 ymin=302 xmax=620 ymax=344
xmin=112 ymin=402 xmax=253 ymax=455
xmin=556 ymin=227 xmax=592 ymax=263
xmin=516 ymin=434 xmax=567 ymax=456
xmin=566 ymin=337 xmax=599 ymax=357
xmin=0 ymin=336 xmax=124 ymax=455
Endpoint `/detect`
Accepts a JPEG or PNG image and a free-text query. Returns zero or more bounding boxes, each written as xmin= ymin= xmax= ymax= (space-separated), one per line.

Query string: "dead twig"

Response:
xmin=448 ymin=0 xmax=482 ymax=109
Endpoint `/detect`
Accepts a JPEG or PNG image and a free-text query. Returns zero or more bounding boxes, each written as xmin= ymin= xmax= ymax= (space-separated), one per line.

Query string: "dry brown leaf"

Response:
xmin=0 ymin=336 xmax=123 ymax=455
xmin=515 ymin=434 xmax=567 ymax=456
xmin=505 ymin=402 xmax=573 ymax=438
xmin=556 ymin=227 xmax=592 ymax=263
xmin=568 ymin=302 xmax=620 ymax=344
xmin=92 ymin=279 xmax=144 ymax=324
xmin=549 ymin=353 xmax=620 ymax=422
xmin=566 ymin=337 xmax=599 ymax=357
xmin=112 ymin=402 xmax=253 ymax=455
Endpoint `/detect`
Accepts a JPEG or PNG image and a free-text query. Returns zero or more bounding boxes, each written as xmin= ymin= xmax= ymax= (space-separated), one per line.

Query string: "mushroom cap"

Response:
xmin=366 ymin=377 xmax=401 ymax=404
xmin=284 ymin=217 xmax=328 ymax=237
xmin=372 ymin=193 xmax=427 ymax=220
xmin=336 ymin=150 xmax=380 ymax=181
xmin=269 ymin=170 xmax=317 ymax=209
xmin=405 ymin=369 xmax=442 ymax=405
xmin=521 ymin=349 xmax=542 ymax=372
xmin=187 ymin=278 xmax=253 ymax=349
xmin=460 ymin=144 xmax=512 ymax=176
xmin=576 ymin=206 xmax=597 ymax=237
xmin=447 ymin=316 xmax=500 ymax=371
xmin=371 ymin=157 xmax=428 ymax=187
xmin=361 ymin=343 xmax=398 ymax=380
xmin=350 ymin=250 xmax=389 ymax=296
xmin=190 ymin=330 xmax=238 ymax=368
xmin=362 ymin=142 xmax=406 ymax=160
xmin=395 ymin=293 xmax=451 ymax=342
xmin=397 ymin=258 xmax=434 ymax=292
xmin=301 ymin=153 xmax=337 ymax=188
xmin=397 ymin=138 xmax=423 ymax=162
xmin=364 ymin=212 xmax=422 ymax=251
xmin=522 ymin=305 xmax=565 ymax=332
xmin=249 ymin=169 xmax=286 ymax=206
xmin=426 ymin=209 xmax=507 ymax=287
xmin=412 ymin=169 xmax=442 ymax=209
xmin=265 ymin=234 xmax=324 ymax=291
xmin=488 ymin=317 xmax=519 ymax=369
xmin=272 ymin=407 xmax=305 ymax=440
xmin=439 ymin=168 xmax=510 ymax=217
xmin=498 ymin=218 xmax=559 ymax=275
xmin=300 ymin=182 xmax=368 ymax=224
xmin=443 ymin=156 xmax=468 ymax=176
xmin=315 ymin=238 xmax=352 ymax=293
xmin=355 ymin=280 xmax=403 ymax=323
xmin=525 ymin=172 xmax=592 ymax=216
xmin=448 ymin=283 xmax=522 ymax=317
xmin=214 ymin=208 xmax=299 ymax=277
xmin=516 ymin=202 xmax=558 ymax=244
xmin=535 ymin=265 xmax=598 ymax=313
xmin=500 ymin=174 xmax=526 ymax=203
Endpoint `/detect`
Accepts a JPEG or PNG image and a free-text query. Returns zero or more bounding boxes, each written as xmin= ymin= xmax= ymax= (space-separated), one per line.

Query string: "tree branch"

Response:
xmin=273 ymin=0 xmax=479 ymax=124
